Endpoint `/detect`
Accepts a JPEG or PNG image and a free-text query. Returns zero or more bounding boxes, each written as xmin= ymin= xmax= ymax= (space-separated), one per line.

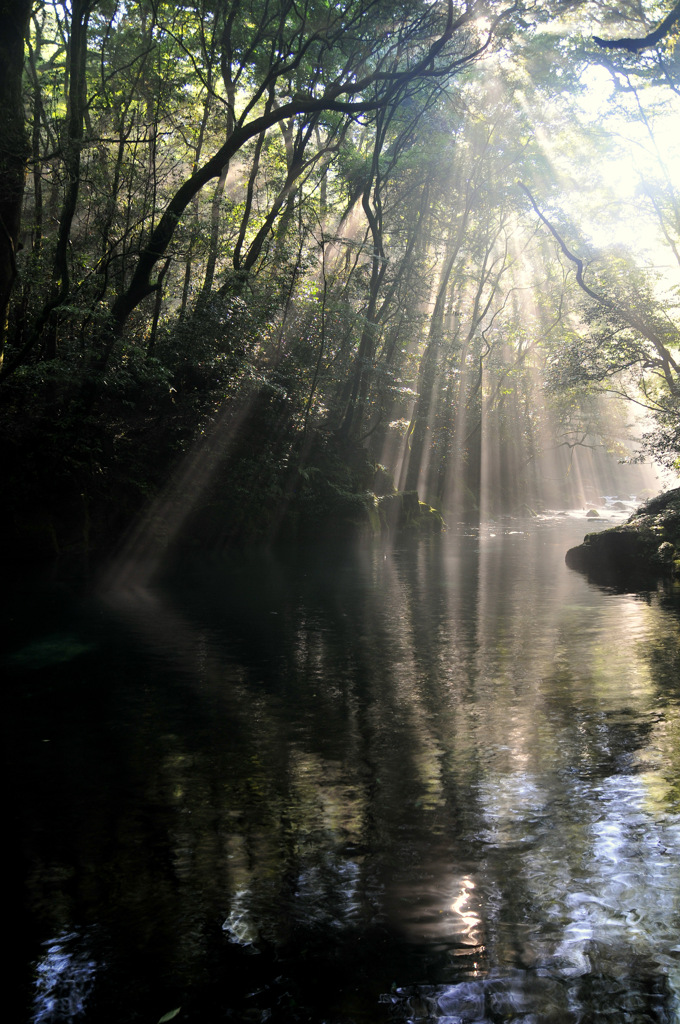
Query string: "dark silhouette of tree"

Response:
xmin=0 ymin=0 xmax=33 ymax=367
xmin=593 ymin=0 xmax=680 ymax=53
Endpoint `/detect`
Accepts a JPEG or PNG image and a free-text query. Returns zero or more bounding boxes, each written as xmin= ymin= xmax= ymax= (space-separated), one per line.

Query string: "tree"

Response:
xmin=102 ymin=0 xmax=507 ymax=352
xmin=0 ymin=0 xmax=33 ymax=367
xmin=4 ymin=0 xmax=679 ymax=558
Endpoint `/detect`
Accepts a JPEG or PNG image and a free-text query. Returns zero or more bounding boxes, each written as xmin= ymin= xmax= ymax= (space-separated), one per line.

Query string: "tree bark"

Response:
xmin=0 ymin=0 xmax=32 ymax=368
xmin=42 ymin=0 xmax=92 ymax=359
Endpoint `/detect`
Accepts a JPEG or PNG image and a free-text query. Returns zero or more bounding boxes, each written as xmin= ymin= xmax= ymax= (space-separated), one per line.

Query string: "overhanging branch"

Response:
xmin=593 ymin=0 xmax=680 ymax=53
xmin=517 ymin=183 xmax=606 ymax=305
xmin=518 ymin=183 xmax=680 ymax=397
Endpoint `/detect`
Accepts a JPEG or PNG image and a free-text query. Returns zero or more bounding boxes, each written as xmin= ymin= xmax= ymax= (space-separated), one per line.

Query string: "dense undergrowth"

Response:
xmin=0 ymin=349 xmax=443 ymax=571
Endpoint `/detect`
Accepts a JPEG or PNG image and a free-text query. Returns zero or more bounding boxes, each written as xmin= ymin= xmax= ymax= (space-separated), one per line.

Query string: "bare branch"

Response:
xmin=517 ymin=182 xmax=605 ymax=305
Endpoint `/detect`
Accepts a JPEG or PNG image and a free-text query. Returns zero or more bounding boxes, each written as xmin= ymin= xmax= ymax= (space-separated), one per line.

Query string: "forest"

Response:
xmin=6 ymin=7 xmax=680 ymax=1021
xmin=1 ymin=0 xmax=679 ymax=562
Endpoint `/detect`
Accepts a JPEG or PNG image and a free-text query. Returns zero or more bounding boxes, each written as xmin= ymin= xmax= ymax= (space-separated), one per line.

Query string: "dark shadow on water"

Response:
xmin=6 ymin=525 xmax=680 ymax=1023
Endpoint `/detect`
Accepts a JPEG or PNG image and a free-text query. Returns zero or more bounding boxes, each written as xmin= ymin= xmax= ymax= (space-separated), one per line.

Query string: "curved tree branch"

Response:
xmin=518 ymin=183 xmax=680 ymax=396
xmin=517 ymin=182 xmax=605 ymax=304
xmin=593 ymin=0 xmax=680 ymax=53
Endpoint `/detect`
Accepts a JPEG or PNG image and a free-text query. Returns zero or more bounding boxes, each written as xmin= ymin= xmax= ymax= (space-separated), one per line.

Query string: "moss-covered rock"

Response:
xmin=565 ymin=487 xmax=680 ymax=581
xmin=378 ymin=491 xmax=445 ymax=535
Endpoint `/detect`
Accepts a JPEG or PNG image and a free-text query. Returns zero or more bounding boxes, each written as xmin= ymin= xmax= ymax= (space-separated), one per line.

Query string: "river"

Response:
xmin=7 ymin=516 xmax=680 ymax=1023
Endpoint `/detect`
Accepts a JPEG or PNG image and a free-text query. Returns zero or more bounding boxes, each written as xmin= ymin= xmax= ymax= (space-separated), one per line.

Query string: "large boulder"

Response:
xmin=565 ymin=487 xmax=680 ymax=581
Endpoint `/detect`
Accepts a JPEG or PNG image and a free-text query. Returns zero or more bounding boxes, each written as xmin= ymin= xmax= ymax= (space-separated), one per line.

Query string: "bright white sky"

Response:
xmin=573 ymin=63 xmax=680 ymax=269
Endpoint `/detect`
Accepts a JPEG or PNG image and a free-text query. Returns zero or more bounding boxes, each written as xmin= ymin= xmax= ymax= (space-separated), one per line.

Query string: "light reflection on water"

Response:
xmin=32 ymin=932 xmax=98 ymax=1024
xmin=8 ymin=519 xmax=680 ymax=1022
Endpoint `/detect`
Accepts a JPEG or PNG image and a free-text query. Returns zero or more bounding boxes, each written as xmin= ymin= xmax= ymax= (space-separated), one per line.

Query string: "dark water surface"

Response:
xmin=7 ymin=520 xmax=680 ymax=1023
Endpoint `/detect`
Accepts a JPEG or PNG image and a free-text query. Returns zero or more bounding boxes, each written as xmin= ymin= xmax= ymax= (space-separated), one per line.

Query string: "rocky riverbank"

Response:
xmin=565 ymin=487 xmax=680 ymax=582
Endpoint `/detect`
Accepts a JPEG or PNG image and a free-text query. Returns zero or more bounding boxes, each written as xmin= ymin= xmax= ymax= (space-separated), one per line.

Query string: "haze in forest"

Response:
xmin=1 ymin=0 xmax=679 ymax=561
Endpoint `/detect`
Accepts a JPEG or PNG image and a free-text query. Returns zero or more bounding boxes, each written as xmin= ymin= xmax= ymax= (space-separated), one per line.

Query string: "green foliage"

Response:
xmin=3 ymin=0 xmax=680 ymax=561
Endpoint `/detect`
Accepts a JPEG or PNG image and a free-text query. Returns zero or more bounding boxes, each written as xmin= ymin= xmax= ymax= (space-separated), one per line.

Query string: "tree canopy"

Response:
xmin=1 ymin=0 xmax=679 ymax=555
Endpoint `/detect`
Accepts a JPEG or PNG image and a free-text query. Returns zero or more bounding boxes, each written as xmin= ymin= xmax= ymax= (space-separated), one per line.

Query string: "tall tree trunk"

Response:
xmin=403 ymin=337 xmax=442 ymax=495
xmin=404 ymin=186 xmax=474 ymax=494
xmin=26 ymin=20 xmax=47 ymax=255
xmin=195 ymin=161 xmax=230 ymax=310
xmin=336 ymin=128 xmax=388 ymax=441
xmin=194 ymin=82 xmax=234 ymax=312
xmin=0 ymin=0 xmax=32 ymax=369
xmin=42 ymin=0 xmax=92 ymax=359
xmin=180 ymin=89 xmax=214 ymax=318
xmin=403 ymin=260 xmax=457 ymax=495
